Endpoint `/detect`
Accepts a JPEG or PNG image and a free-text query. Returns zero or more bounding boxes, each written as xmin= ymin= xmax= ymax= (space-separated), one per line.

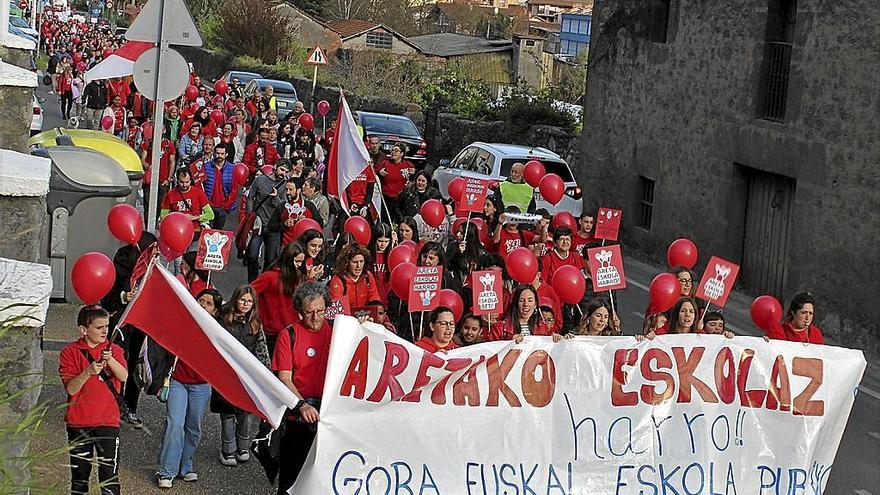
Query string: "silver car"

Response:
xmin=433 ymin=142 xmax=583 ymax=216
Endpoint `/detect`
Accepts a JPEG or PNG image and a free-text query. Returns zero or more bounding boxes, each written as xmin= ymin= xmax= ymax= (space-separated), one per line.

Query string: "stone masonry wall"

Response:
xmin=581 ymin=0 xmax=880 ymax=360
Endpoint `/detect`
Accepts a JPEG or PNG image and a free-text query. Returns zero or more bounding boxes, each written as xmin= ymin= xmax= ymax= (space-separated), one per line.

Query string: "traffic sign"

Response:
xmin=132 ymin=47 xmax=189 ymax=101
xmin=305 ymin=46 xmax=328 ymax=66
xmin=126 ymin=0 xmax=203 ymax=47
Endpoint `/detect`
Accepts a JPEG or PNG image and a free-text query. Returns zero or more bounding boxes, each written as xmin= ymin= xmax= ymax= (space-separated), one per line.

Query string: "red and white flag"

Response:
xmin=119 ymin=263 xmax=298 ymax=428
xmin=325 ymin=93 xmax=381 ymax=215
xmin=84 ymin=41 xmax=154 ymax=83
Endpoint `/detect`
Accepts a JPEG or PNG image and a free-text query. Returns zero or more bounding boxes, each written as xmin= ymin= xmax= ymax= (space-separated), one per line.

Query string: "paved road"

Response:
xmin=32 ymin=84 xmax=880 ymax=494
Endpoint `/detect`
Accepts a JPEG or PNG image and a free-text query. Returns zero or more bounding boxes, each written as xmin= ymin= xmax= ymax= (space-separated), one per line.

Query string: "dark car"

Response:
xmin=243 ymin=78 xmax=298 ymax=117
xmin=356 ymin=111 xmax=427 ymax=166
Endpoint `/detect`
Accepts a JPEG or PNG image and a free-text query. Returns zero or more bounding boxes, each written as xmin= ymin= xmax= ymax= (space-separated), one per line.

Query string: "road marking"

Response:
xmin=853 ymin=490 xmax=873 ymax=495
xmin=859 ymin=386 xmax=880 ymax=401
xmin=628 ymin=278 xmax=650 ymax=292
xmin=867 ymin=432 xmax=880 ymax=441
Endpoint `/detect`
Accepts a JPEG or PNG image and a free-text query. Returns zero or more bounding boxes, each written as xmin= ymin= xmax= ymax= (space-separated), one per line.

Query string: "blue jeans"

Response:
xmin=246 ymin=231 xmax=280 ymax=282
xmin=157 ymin=380 xmax=211 ymax=477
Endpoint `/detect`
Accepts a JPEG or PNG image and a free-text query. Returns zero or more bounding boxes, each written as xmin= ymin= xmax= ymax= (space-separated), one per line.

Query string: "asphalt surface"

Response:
xmin=31 ymin=84 xmax=880 ymax=494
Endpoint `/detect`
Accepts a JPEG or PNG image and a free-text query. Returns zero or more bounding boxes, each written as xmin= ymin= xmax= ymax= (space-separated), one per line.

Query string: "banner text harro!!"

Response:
xmin=292 ymin=317 xmax=866 ymax=495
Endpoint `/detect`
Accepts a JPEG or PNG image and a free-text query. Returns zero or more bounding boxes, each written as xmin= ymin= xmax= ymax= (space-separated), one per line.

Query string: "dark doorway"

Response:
xmin=740 ymin=166 xmax=797 ymax=298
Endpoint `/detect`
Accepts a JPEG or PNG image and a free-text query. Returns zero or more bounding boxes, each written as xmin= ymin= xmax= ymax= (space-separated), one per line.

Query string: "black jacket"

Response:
xmin=82 ymin=81 xmax=106 ymax=110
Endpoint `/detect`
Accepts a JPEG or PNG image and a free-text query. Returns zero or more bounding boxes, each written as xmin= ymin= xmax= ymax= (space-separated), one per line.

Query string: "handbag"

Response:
xmin=158 ymin=357 xmax=179 ymax=403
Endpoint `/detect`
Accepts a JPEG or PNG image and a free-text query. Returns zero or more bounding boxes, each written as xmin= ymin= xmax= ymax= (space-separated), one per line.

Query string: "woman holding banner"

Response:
xmin=649 ymin=296 xmax=700 ymax=337
xmin=415 ymin=307 xmax=459 ymax=353
xmin=489 ymin=285 xmax=556 ymax=341
xmin=768 ymin=292 xmax=825 ymax=344
xmin=569 ymin=298 xmax=621 ymax=337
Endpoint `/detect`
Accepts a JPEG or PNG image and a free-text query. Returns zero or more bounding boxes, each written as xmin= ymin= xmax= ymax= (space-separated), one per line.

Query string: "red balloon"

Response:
xmin=184 ymin=85 xmax=198 ymax=101
xmin=507 ymin=247 xmax=538 ymax=284
xmin=233 ymin=163 xmax=249 ymax=185
xmin=344 ymin=216 xmax=371 ymax=246
xmin=551 ymin=211 xmax=577 ymax=234
xmin=667 ymin=238 xmax=699 ymax=269
xmin=291 ymin=218 xmax=322 ymax=241
xmin=317 ymin=100 xmax=330 ymax=116
xmin=524 ymin=160 xmax=545 ymax=187
xmin=436 ymin=289 xmax=464 ymax=321
xmin=400 ymin=240 xmax=418 ymax=252
xmin=470 ymin=217 xmax=489 ymax=244
xmin=750 ymin=295 xmax=783 ymax=332
xmin=420 ymin=199 xmax=445 ymax=228
xmin=298 ymin=113 xmax=315 ymax=131
xmin=552 ymin=265 xmax=586 ymax=305
xmin=649 ymin=273 xmax=682 ymax=313
xmin=159 ymin=212 xmax=195 ymax=255
xmin=209 ymin=108 xmax=225 ymax=125
xmin=71 ymin=252 xmax=115 ymax=304
xmin=73 ymin=52 xmax=82 ymax=63
xmin=387 ymin=244 xmax=416 ymax=272
xmin=448 ymin=177 xmax=466 ymax=202
xmin=107 ymin=204 xmax=143 ymax=245
xmin=390 ymin=262 xmax=417 ymax=298
xmin=100 ymin=115 xmax=113 ymax=130
xmin=158 ymin=240 xmax=182 ymax=260
xmin=214 ymin=79 xmax=228 ymax=96
xmin=538 ymin=174 xmax=565 ymax=205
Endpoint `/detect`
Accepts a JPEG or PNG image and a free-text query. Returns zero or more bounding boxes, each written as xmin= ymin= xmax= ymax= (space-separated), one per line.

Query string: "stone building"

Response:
xmin=580 ymin=0 xmax=880 ymax=357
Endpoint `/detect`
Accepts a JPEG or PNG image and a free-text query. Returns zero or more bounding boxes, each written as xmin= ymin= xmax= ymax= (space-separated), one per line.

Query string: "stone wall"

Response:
xmin=0 ymin=85 xmax=34 ymax=151
xmin=581 ymin=0 xmax=880 ymax=360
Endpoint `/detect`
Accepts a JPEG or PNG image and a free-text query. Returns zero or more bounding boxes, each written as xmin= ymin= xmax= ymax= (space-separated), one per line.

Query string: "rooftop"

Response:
xmin=409 ymin=33 xmax=513 ymax=57
xmin=324 ymin=19 xmax=381 ymax=38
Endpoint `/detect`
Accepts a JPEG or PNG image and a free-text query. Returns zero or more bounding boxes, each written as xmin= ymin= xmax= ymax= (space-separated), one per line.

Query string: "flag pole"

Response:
xmin=368 ymin=160 xmax=394 ymax=226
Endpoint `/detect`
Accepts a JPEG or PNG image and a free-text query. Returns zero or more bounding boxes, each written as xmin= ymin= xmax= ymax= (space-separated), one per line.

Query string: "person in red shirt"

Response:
xmin=242 ymin=126 xmax=280 ymax=179
xmin=532 ymin=266 xmax=564 ymax=333
xmin=251 ymin=243 xmax=302 ymax=355
xmin=572 ymin=212 xmax=597 ymax=256
xmin=160 ymin=168 xmax=214 ymax=241
xmin=542 ymin=227 xmax=584 ymax=286
xmin=767 ymin=292 xmax=825 ymax=344
xmin=376 ymin=142 xmax=414 ymax=221
xmin=272 ymin=282 xmax=332 ymax=495
xmin=646 ymin=297 xmax=699 ymax=338
xmin=328 ymin=244 xmax=381 ymax=308
xmin=59 ymin=306 xmax=128 ymax=495
xmin=345 ymin=165 xmax=378 ymax=219
xmin=489 ymin=285 xmax=555 ymax=341
xmin=202 ymin=144 xmax=239 ymax=230
xmin=492 ymin=207 xmax=537 ymax=257
xmin=415 ymin=306 xmax=459 ymax=353
xmin=269 ymin=178 xmax=322 ymax=247
xmin=156 ymin=289 xmax=217 ymax=488
xmin=369 ymin=223 xmax=394 ymax=305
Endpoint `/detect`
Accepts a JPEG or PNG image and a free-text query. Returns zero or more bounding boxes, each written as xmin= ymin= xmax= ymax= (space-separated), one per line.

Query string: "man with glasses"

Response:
xmin=415 ymin=306 xmax=458 ymax=353
xmin=272 ymin=282 xmax=332 ymax=495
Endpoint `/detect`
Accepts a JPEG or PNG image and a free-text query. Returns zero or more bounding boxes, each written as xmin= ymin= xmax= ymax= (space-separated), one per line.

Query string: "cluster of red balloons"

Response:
xmin=522 ymin=160 xmax=565 ymax=205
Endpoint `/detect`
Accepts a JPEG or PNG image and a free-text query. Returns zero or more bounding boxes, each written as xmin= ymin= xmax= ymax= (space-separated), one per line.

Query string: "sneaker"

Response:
xmin=220 ymin=452 xmax=237 ymax=466
xmin=182 ymin=472 xmax=198 ymax=482
xmin=124 ymin=413 xmax=144 ymax=429
xmin=157 ymin=476 xmax=173 ymax=488
xmin=235 ymin=449 xmax=250 ymax=463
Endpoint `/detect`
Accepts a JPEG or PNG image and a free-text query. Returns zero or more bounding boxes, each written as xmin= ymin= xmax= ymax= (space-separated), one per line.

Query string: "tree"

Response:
xmin=215 ymin=0 xmax=294 ymax=64
xmin=287 ymin=0 xmax=324 ymax=17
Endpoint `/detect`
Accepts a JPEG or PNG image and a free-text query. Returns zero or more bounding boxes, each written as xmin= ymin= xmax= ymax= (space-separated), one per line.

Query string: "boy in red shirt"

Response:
xmin=572 ymin=211 xmax=597 ymax=256
xmin=492 ymin=207 xmax=537 ymax=257
xmin=59 ymin=306 xmax=128 ymax=495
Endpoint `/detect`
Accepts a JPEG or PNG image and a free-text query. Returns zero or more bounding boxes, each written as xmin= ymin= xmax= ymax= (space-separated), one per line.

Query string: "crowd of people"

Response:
xmin=52 ymin=13 xmax=828 ymax=495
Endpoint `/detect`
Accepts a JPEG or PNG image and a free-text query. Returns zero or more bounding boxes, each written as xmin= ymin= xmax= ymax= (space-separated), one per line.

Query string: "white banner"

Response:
xmin=294 ymin=316 xmax=866 ymax=495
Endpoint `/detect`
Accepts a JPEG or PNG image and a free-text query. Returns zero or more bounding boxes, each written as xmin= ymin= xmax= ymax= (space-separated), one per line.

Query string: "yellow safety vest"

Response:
xmin=499 ymin=181 xmax=534 ymax=213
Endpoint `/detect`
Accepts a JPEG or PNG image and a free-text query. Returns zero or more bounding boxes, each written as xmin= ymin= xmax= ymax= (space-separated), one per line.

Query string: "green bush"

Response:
xmin=419 ymin=70 xmax=494 ymax=121
xmin=490 ymin=82 xmax=579 ymax=133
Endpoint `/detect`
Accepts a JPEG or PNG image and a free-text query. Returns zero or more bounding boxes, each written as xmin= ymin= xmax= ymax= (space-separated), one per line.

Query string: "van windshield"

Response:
xmin=499 ymin=158 xmax=573 ymax=181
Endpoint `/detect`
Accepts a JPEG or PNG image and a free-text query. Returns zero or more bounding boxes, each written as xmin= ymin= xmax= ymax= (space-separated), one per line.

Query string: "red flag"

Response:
xmin=119 ymin=264 xmax=297 ymax=427
xmin=130 ymin=242 xmax=158 ymax=289
xmin=325 ymin=93 xmax=379 ymax=214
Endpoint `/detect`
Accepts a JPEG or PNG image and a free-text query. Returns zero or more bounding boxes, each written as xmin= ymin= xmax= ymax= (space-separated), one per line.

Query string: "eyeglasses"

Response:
xmin=434 ymin=321 xmax=455 ymax=328
xmin=678 ymin=279 xmax=693 ymax=285
xmin=391 ymin=149 xmax=403 ymax=154
xmin=303 ymin=309 xmax=326 ymax=317
xmin=238 ymin=298 xmax=254 ymax=304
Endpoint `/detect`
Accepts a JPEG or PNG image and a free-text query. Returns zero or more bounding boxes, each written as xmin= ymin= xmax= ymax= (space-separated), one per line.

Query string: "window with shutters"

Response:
xmin=638 ymin=175 xmax=655 ymax=230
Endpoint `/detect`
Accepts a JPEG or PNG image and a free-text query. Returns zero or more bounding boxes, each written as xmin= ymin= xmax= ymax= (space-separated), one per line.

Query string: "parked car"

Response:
xmin=219 ymin=70 xmax=263 ymax=87
xmin=433 ymin=142 xmax=583 ymax=216
xmin=356 ymin=111 xmax=427 ymax=167
xmin=114 ymin=27 xmax=127 ymax=37
xmin=9 ymin=15 xmax=38 ymax=38
xmin=242 ymin=78 xmax=298 ymax=116
xmin=30 ymin=93 xmax=43 ymax=137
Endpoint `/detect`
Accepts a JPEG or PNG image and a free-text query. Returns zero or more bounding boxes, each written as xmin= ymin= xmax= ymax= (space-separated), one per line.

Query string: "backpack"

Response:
xmin=133 ymin=336 xmax=175 ymax=396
